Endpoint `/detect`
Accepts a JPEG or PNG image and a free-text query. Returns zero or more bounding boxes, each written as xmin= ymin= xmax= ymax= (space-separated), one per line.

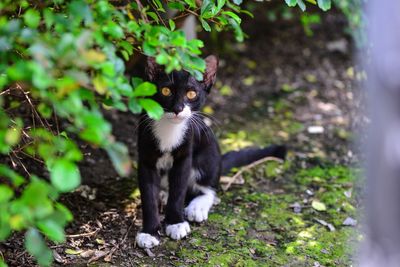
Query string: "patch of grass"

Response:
xmin=164 ymin=163 xmax=359 ymax=267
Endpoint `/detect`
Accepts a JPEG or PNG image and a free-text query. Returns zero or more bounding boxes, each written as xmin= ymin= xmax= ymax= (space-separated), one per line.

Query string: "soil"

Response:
xmin=1 ymin=6 xmax=360 ymax=267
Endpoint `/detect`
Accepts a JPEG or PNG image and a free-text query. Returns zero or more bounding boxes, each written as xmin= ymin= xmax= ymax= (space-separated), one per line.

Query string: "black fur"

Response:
xmin=137 ymin=55 xmax=286 ymax=239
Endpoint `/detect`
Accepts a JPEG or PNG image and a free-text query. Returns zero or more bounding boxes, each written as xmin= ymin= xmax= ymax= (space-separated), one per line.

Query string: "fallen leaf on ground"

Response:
xmin=312 ymin=200 xmax=327 ymax=211
xmin=80 ymin=250 xmax=95 ymax=258
xmin=65 ymin=249 xmax=83 ymax=255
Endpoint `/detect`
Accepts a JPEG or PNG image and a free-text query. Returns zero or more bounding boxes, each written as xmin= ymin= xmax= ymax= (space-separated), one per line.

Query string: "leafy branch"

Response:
xmin=0 ymin=0 xmax=332 ymax=266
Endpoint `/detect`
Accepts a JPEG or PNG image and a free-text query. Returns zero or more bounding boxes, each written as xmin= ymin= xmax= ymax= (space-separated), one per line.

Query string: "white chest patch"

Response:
xmin=151 ymin=106 xmax=191 ymax=152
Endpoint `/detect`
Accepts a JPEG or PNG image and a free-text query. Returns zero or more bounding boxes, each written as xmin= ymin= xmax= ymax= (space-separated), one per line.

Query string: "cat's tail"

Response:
xmin=221 ymin=145 xmax=287 ymax=175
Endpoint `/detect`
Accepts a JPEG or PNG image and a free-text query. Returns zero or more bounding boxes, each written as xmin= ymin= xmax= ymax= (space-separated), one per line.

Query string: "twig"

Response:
xmin=0 ymin=88 xmax=11 ymax=96
xmin=53 ymin=106 xmax=60 ymax=135
xmin=11 ymin=151 xmax=30 ymax=176
xmin=65 ymin=229 xmax=99 ymax=238
xmin=222 ymin=156 xmax=283 ymax=192
xmin=135 ymin=0 xmax=149 ymax=23
xmin=147 ymin=1 xmax=167 ymax=27
xmin=88 ymin=220 xmax=135 ymax=263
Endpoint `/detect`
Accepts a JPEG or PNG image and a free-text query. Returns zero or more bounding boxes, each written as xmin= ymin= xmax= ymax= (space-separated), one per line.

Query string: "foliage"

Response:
xmin=0 ymin=0 xmax=331 ymax=266
xmin=334 ymin=0 xmax=366 ymax=47
xmin=285 ymin=0 xmax=331 ymax=12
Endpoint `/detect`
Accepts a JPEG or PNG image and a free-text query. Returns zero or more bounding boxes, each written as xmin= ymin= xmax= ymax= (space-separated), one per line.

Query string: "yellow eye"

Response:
xmin=161 ymin=87 xmax=171 ymax=96
xmin=186 ymin=90 xmax=197 ymax=100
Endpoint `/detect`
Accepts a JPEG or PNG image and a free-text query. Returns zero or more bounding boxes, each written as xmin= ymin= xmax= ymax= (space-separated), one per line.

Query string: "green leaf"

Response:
xmin=156 ymin=52 xmax=169 ymax=65
xmin=142 ymin=41 xmax=157 ymax=56
xmin=79 ymin=113 xmax=111 ymax=145
xmin=24 ymin=9 xmax=41 ymax=28
xmin=147 ymin=12 xmax=159 ymax=23
xmin=65 ymin=249 xmax=82 ymax=255
xmin=0 ymin=185 xmax=13 ymax=203
xmin=184 ymin=0 xmax=196 ymax=8
xmin=5 ymin=127 xmax=21 ymax=146
xmin=133 ymin=82 xmax=157 ymax=97
xmin=285 ymin=0 xmax=297 ymax=7
xmin=132 ymin=77 xmax=144 ymax=88
xmin=0 ymin=259 xmax=8 ymax=267
xmin=138 ymin=98 xmax=164 ymax=119
xmin=25 ymin=228 xmax=53 ymax=267
xmin=0 ymin=165 xmax=24 ymax=187
xmin=43 ymin=8 xmax=54 ymax=29
xmin=55 ymin=203 xmax=73 ymax=223
xmin=222 ymin=11 xmax=241 ymax=24
xmin=170 ymin=31 xmax=186 ymax=46
xmin=0 ymin=217 xmax=11 ymax=241
xmin=311 ymin=200 xmax=327 ymax=211
xmin=169 ymin=19 xmax=176 ymax=31
xmin=102 ymin=21 xmax=124 ymax=39
xmin=167 ymin=2 xmax=185 ymax=11
xmin=105 ymin=142 xmax=131 ymax=176
xmin=200 ymin=19 xmax=211 ymax=32
xmin=217 ymin=0 xmax=226 ymax=11
xmin=152 ymin=0 xmax=166 ymax=11
xmin=37 ymin=219 xmax=65 ymax=242
xmin=128 ymin=97 xmax=143 ymax=114
xmin=317 ymin=0 xmax=331 ymax=11
xmin=50 ymin=159 xmax=81 ymax=192
xmin=297 ymin=0 xmax=306 ymax=11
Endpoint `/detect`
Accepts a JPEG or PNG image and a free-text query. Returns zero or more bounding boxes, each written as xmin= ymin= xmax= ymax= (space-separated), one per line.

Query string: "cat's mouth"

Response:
xmin=164 ymin=113 xmax=189 ymax=124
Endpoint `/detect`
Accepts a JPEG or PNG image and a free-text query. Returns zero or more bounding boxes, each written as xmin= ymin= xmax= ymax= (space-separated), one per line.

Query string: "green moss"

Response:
xmin=195 ymin=165 xmax=356 ymax=266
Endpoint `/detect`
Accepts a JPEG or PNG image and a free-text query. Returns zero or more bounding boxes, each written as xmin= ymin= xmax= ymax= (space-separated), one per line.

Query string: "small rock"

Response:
xmin=306 ymin=189 xmax=314 ymax=196
xmin=315 ymin=218 xmax=336 ymax=232
xmin=53 ymin=250 xmax=64 ymax=263
xmin=344 ymin=189 xmax=352 ymax=198
xmin=290 ymin=202 xmax=302 ymax=214
xmin=308 ymin=126 xmax=324 ymax=134
xmin=320 ymin=248 xmax=329 ymax=254
xmin=326 ymin=38 xmax=348 ymax=54
xmin=343 ymin=217 xmax=357 ymax=226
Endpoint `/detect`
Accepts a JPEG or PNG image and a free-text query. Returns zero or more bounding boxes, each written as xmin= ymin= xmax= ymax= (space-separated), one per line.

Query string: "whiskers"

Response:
xmin=192 ymin=111 xmax=221 ymax=131
xmin=135 ymin=114 xmax=154 ymax=133
xmin=189 ymin=112 xmax=218 ymax=143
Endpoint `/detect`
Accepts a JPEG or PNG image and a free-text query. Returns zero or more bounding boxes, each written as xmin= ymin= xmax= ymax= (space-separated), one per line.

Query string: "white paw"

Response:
xmin=165 ymin=221 xmax=190 ymax=240
xmin=185 ymin=194 xmax=214 ymax=222
xmin=135 ymin=233 xmax=160 ymax=248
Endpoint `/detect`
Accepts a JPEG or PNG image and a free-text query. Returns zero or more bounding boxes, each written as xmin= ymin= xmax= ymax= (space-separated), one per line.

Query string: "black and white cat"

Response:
xmin=135 ymin=55 xmax=286 ymax=248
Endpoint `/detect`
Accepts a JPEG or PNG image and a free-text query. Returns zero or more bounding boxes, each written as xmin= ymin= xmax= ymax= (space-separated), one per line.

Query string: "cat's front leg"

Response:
xmin=136 ymin=163 xmax=161 ymax=248
xmin=165 ymin=154 xmax=192 ymax=240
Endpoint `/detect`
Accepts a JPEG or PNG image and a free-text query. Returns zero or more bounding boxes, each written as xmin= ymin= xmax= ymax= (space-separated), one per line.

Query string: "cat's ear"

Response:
xmin=146 ymin=57 xmax=162 ymax=81
xmin=203 ymin=55 xmax=218 ymax=92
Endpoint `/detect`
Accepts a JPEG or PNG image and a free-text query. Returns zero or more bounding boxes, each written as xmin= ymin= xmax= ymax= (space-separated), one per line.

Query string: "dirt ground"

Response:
xmin=1 ymin=6 xmax=361 ymax=267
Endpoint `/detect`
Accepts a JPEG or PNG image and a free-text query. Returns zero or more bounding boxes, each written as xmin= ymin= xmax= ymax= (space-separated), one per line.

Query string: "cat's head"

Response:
xmin=146 ymin=55 xmax=218 ymax=124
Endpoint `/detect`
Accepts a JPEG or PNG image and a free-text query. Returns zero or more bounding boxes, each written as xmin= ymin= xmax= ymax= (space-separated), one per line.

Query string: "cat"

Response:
xmin=135 ymin=55 xmax=286 ymax=248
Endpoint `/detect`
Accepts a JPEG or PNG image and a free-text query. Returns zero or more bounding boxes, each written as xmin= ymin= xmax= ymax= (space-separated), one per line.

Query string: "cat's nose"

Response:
xmin=172 ymin=106 xmax=183 ymax=115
